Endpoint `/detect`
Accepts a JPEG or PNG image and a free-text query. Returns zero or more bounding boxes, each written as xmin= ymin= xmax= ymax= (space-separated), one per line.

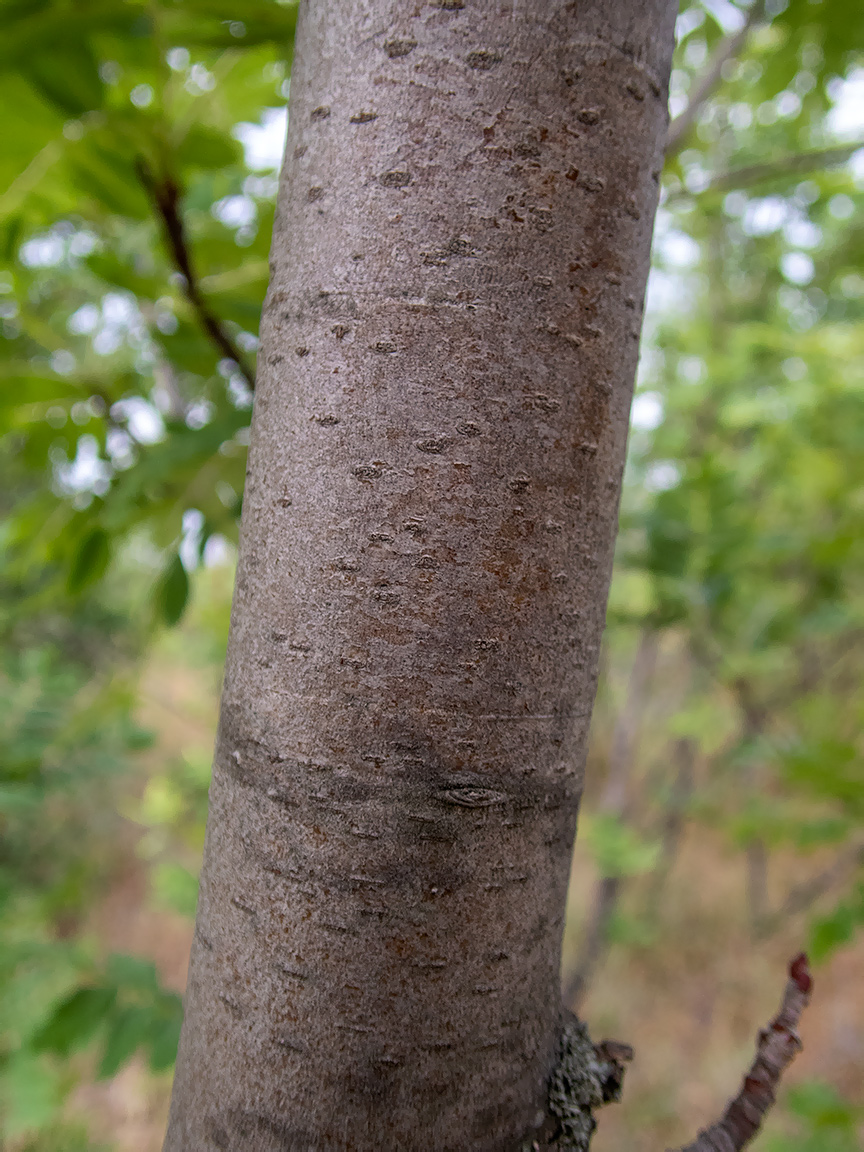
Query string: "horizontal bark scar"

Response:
xmin=435 ymin=786 xmax=507 ymax=808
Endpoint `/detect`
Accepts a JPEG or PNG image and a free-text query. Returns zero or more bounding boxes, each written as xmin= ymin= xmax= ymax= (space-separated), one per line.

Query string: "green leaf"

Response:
xmin=31 ymin=986 xmax=116 ymax=1057
xmin=787 ymin=1081 xmax=858 ymax=1129
xmin=156 ymin=554 xmax=189 ymax=626
xmin=181 ymin=124 xmax=242 ymax=171
xmin=762 ymin=1081 xmax=862 ymax=1152
xmin=66 ymin=527 xmax=110 ymax=593
xmin=66 ymin=137 xmax=152 ymax=219
xmin=106 ymin=952 xmax=159 ymax=991
xmin=582 ymin=815 xmax=661 ymax=879
xmin=147 ymin=995 xmax=183 ymax=1071
xmin=0 ymin=1051 xmax=64 ymax=1138
xmin=97 ymin=1005 xmax=152 ymax=1079
xmin=808 ymin=890 xmax=864 ymax=963
xmin=152 ymin=861 xmax=199 ymax=918
xmin=22 ymin=44 xmax=103 ymax=116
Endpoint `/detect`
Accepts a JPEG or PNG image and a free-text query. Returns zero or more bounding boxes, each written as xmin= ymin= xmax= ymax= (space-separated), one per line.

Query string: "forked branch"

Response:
xmin=671 ymin=954 xmax=813 ymax=1152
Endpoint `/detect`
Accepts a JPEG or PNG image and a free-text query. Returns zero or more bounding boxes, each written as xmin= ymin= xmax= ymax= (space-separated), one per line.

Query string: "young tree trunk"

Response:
xmin=164 ymin=2 xmax=676 ymax=1148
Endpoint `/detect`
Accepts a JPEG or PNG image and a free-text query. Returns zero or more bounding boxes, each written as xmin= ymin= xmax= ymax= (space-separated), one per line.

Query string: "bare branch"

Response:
xmin=671 ymin=954 xmax=813 ymax=1152
xmin=666 ymin=1 xmax=766 ymax=156
xmin=708 ymin=142 xmax=864 ymax=192
xmin=665 ymin=142 xmax=864 ymax=208
xmin=137 ymin=162 xmax=256 ymax=390
xmin=757 ymin=842 xmax=864 ymax=938
xmin=563 ymin=631 xmax=658 ymax=1008
xmin=563 ymin=876 xmax=621 ymax=1011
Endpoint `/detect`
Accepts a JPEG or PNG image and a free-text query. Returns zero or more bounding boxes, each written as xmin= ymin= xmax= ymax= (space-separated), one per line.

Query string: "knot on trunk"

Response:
xmin=525 ymin=1011 xmax=633 ymax=1151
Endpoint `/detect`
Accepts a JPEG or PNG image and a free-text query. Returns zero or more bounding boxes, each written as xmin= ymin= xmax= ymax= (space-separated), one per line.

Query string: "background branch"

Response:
xmin=708 ymin=142 xmax=864 ymax=192
xmin=138 ymin=162 xmax=256 ymax=390
xmin=647 ymin=738 xmax=695 ymax=917
xmin=563 ymin=631 xmax=658 ymax=1009
xmin=756 ymin=842 xmax=864 ymax=938
xmin=672 ymin=954 xmax=813 ymax=1152
xmin=664 ymin=142 xmax=864 ymax=208
xmin=666 ymin=0 xmax=766 ymax=156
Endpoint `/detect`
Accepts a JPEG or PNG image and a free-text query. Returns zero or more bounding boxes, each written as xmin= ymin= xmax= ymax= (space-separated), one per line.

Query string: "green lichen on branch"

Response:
xmin=525 ymin=1012 xmax=633 ymax=1151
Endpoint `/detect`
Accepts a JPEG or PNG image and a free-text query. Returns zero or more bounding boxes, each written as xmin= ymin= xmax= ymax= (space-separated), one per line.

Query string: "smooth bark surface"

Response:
xmin=165 ymin=2 xmax=675 ymax=1149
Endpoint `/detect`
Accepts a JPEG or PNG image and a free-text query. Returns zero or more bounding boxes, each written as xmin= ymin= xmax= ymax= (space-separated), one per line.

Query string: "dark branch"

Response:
xmin=671 ymin=954 xmax=813 ymax=1152
xmin=666 ymin=0 xmax=766 ymax=156
xmin=138 ymin=162 xmax=256 ymax=390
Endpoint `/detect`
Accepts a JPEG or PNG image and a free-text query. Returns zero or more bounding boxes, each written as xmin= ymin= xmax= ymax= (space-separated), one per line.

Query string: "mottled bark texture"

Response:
xmin=164 ymin=2 xmax=676 ymax=1149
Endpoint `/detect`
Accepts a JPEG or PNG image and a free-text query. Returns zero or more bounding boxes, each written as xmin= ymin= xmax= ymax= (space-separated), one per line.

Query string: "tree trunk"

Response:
xmin=164 ymin=2 xmax=676 ymax=1148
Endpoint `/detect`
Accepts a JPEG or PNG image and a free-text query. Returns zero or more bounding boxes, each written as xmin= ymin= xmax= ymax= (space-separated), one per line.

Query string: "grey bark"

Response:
xmin=164 ymin=2 xmax=676 ymax=1149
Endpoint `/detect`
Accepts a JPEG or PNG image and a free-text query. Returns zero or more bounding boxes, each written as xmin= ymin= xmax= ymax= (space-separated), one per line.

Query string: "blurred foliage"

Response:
xmin=763 ymin=1081 xmax=863 ymax=1151
xmin=0 ymin=0 xmax=296 ymax=629
xmin=32 ymin=954 xmax=182 ymax=1080
xmin=129 ymin=748 xmax=212 ymax=919
xmin=602 ymin=0 xmax=864 ymax=971
xmin=1 ymin=0 xmax=863 ymax=1147
xmin=0 ymin=0 xmax=296 ymax=1141
xmin=581 ymin=815 xmax=662 ymax=881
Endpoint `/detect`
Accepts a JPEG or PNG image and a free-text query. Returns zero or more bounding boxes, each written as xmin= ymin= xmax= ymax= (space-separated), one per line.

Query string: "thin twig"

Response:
xmin=137 ymin=161 xmax=256 ymax=389
xmin=707 ymin=141 xmax=864 ymax=192
xmin=564 ymin=631 xmax=658 ymax=1009
xmin=665 ymin=142 xmax=864 ymax=207
xmin=563 ymin=876 xmax=621 ymax=1011
xmin=666 ymin=0 xmax=766 ymax=156
xmin=757 ymin=842 xmax=864 ymax=938
xmin=671 ymin=954 xmax=813 ymax=1152
xmin=647 ymin=737 xmax=695 ymax=916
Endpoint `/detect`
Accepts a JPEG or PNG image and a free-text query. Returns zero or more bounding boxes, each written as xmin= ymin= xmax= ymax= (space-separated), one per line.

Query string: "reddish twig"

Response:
xmin=671 ymin=954 xmax=813 ymax=1152
xmin=137 ymin=162 xmax=256 ymax=390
